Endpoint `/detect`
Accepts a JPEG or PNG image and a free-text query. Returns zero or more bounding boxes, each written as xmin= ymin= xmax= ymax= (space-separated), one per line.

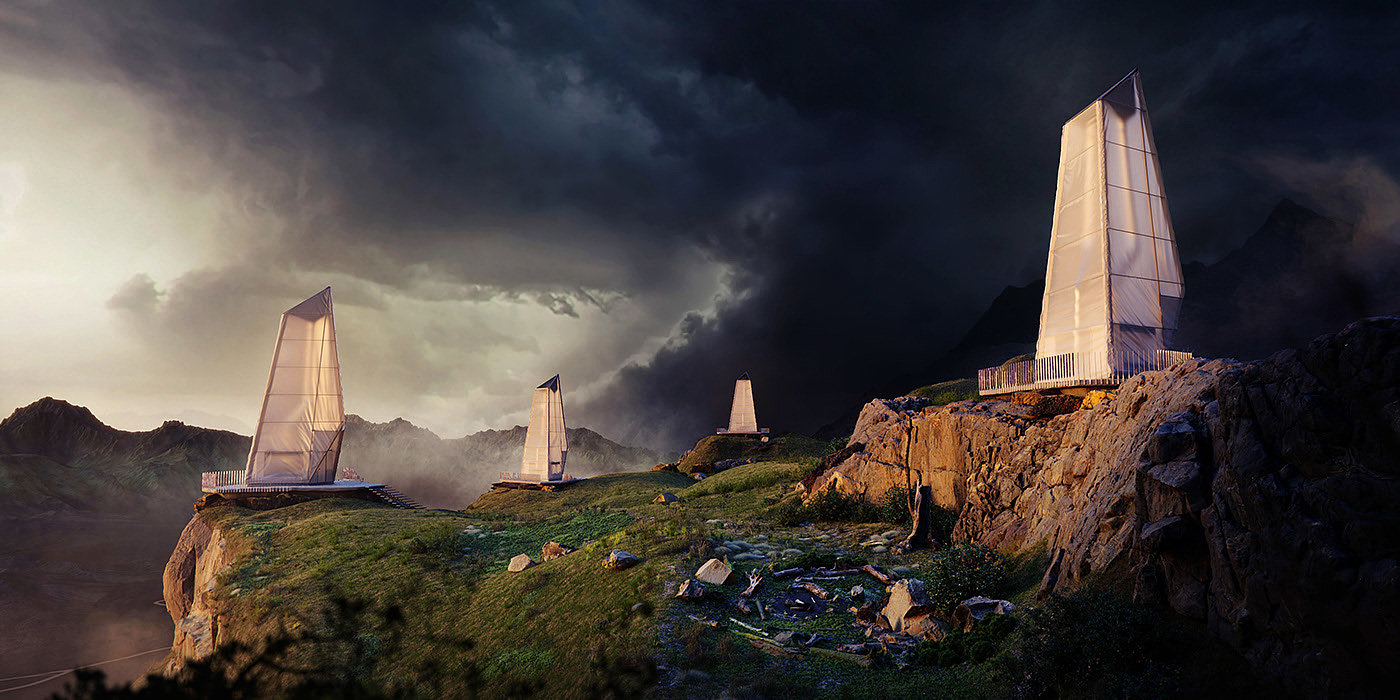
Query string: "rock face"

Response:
xmin=812 ymin=317 xmax=1400 ymax=696
xmin=162 ymin=514 xmax=239 ymax=670
xmin=508 ymin=554 xmax=534 ymax=572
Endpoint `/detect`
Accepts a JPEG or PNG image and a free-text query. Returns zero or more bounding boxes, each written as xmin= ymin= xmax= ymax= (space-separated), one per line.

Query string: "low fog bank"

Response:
xmin=341 ymin=416 xmax=667 ymax=509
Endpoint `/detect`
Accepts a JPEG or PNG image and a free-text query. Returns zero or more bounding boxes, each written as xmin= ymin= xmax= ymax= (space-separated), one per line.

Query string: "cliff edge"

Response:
xmin=809 ymin=316 xmax=1400 ymax=696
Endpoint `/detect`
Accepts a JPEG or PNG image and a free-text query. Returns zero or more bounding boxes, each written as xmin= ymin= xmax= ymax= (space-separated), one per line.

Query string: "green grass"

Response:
xmin=466 ymin=470 xmax=696 ymax=518
xmin=676 ymin=434 xmax=830 ymax=474
xmin=905 ymin=377 xmax=979 ymax=405
xmin=173 ymin=448 xmax=1248 ymax=699
xmin=681 ymin=460 xmax=807 ymax=498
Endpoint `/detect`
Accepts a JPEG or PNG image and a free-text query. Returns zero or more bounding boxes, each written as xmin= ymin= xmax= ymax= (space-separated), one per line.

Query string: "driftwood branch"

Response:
xmin=741 ymin=570 xmax=763 ymax=597
xmin=861 ymin=564 xmax=899 ymax=586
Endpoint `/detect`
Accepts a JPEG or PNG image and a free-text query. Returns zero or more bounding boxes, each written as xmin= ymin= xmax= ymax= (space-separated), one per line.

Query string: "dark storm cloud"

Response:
xmin=5 ymin=1 xmax=1398 ymax=447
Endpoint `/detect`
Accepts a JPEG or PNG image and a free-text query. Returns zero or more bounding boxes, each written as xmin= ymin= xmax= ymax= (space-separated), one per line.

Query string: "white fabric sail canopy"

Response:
xmin=244 ymin=287 xmax=344 ymax=485
xmin=1036 ymin=71 xmax=1184 ymax=372
xmin=520 ymin=374 xmax=567 ymax=482
xmin=725 ymin=373 xmax=760 ymax=434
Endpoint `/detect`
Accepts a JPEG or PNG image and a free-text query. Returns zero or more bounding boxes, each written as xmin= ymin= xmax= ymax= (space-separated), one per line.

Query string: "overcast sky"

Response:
xmin=1 ymin=1 xmax=1397 ymax=449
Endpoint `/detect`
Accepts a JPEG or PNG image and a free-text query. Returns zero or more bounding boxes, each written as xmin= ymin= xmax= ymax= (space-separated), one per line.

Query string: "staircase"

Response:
xmin=368 ymin=485 xmax=423 ymax=509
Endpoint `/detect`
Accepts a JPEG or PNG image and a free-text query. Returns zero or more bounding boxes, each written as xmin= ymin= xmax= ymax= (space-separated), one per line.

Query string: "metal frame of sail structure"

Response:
xmin=717 ymin=372 xmax=769 ymax=438
xmin=497 ymin=374 xmax=578 ymax=489
xmin=202 ymin=288 xmax=381 ymax=495
xmin=978 ymin=71 xmax=1192 ymax=396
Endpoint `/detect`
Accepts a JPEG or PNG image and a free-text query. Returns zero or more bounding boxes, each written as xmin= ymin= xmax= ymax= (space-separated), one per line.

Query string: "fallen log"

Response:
xmin=771 ymin=567 xmax=804 ymax=579
xmin=861 ymin=564 xmax=899 ymax=586
xmin=790 ymin=581 xmax=835 ymax=600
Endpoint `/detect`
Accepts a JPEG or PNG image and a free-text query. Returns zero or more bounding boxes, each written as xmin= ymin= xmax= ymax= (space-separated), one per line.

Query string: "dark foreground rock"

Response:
xmin=811 ymin=317 xmax=1400 ymax=697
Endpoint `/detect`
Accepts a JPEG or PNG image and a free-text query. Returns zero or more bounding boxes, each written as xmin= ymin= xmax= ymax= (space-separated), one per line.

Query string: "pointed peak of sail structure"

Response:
xmin=977 ymin=72 xmax=1191 ymax=396
xmin=737 ymin=372 xmax=750 ymax=380
xmin=287 ymin=286 xmax=333 ymax=319
xmin=1098 ymin=70 xmax=1143 ymax=109
xmin=538 ymin=374 xmax=561 ymax=391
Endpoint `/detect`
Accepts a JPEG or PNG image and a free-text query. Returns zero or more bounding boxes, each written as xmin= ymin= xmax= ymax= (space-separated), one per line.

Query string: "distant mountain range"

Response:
xmin=941 ymin=199 xmax=1400 ymax=372
xmin=0 ymin=398 xmax=664 ymax=513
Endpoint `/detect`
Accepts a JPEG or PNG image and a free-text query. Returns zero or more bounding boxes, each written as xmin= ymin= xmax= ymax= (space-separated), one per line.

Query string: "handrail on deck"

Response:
xmin=978 ymin=348 xmax=1192 ymax=396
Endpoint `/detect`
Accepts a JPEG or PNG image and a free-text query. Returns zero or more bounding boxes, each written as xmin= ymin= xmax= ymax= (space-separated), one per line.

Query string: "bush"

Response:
xmin=924 ymin=542 xmax=1007 ymax=611
xmin=806 ymin=486 xmax=880 ymax=523
xmin=998 ymin=588 xmax=1257 ymax=698
xmin=879 ymin=487 xmax=913 ymax=526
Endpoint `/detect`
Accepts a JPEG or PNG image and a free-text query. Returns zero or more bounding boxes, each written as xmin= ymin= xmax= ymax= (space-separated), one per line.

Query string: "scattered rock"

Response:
xmin=508 ymin=554 xmax=534 ymax=572
xmin=870 ymin=546 xmax=888 ymax=554
xmin=695 ymin=558 xmax=733 ymax=585
xmin=676 ymin=579 xmax=705 ymax=600
xmin=653 ymin=492 xmax=679 ymax=504
xmin=603 ymin=549 xmax=640 ymax=571
xmin=541 ymin=541 xmax=574 ymax=561
xmin=773 ymin=630 xmax=799 ymax=644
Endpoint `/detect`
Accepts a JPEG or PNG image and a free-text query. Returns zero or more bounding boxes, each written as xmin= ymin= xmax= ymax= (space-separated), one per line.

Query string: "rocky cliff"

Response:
xmin=808 ymin=317 xmax=1400 ymax=696
xmin=162 ymin=514 xmax=235 ymax=667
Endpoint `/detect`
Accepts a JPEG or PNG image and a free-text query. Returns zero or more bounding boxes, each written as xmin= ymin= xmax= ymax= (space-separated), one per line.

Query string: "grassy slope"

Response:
xmin=905 ymin=377 xmax=980 ymax=405
xmin=676 ymin=434 xmax=830 ymax=474
xmin=191 ymin=457 xmax=1046 ymax=698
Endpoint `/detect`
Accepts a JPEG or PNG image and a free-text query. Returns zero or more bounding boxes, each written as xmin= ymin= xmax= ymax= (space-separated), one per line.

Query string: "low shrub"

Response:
xmin=914 ymin=614 xmax=1016 ymax=667
xmin=1001 ymin=588 xmax=1192 ymax=698
xmin=924 ymin=542 xmax=1008 ymax=611
xmin=806 ymin=486 xmax=880 ymax=523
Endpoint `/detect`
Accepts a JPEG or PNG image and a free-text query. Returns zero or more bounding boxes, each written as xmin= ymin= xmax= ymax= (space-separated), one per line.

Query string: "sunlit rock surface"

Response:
xmin=812 ymin=316 xmax=1400 ymax=696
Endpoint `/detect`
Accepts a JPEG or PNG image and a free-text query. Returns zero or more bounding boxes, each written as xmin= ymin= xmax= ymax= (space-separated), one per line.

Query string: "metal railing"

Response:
xmin=201 ymin=469 xmax=246 ymax=489
xmin=978 ymin=348 xmax=1193 ymax=396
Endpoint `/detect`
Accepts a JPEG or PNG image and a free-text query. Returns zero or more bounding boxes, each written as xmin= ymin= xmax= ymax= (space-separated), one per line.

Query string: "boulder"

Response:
xmin=603 ymin=549 xmax=640 ymax=571
xmin=508 ymin=554 xmax=534 ymax=572
xmin=952 ymin=596 xmax=1015 ymax=632
xmin=541 ymin=541 xmax=574 ymax=561
xmin=880 ymin=578 xmax=932 ymax=633
xmin=675 ymin=579 xmax=705 ymax=600
xmin=694 ymin=558 xmax=733 ymax=585
xmin=902 ymin=610 xmax=952 ymax=641
xmin=653 ymin=492 xmax=679 ymax=504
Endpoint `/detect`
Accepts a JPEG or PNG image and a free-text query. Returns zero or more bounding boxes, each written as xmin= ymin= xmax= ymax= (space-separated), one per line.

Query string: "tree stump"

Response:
xmin=892 ymin=485 xmax=938 ymax=554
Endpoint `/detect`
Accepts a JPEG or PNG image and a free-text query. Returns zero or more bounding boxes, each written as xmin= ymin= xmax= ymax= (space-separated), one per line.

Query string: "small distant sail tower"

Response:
xmin=202 ymin=288 xmax=406 ymax=502
xmin=717 ymin=372 xmax=769 ymax=438
xmin=496 ymin=374 xmax=577 ymax=490
xmin=978 ymin=71 xmax=1191 ymax=396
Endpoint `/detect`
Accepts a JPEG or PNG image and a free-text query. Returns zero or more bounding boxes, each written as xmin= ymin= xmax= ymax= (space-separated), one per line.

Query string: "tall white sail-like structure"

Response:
xmin=719 ymin=373 xmax=768 ymax=435
xmin=519 ymin=374 xmax=567 ymax=482
xmin=244 ymin=287 xmax=345 ymax=485
xmin=978 ymin=71 xmax=1190 ymax=395
xmin=1038 ymin=70 xmax=1184 ymax=367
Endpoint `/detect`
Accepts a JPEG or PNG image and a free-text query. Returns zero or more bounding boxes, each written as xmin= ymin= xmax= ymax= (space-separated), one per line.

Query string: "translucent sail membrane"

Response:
xmin=245 ymin=287 xmax=344 ymax=485
xmin=1036 ymin=71 xmax=1184 ymax=377
xmin=1037 ymin=102 xmax=1111 ymax=378
xmin=520 ymin=375 xmax=567 ymax=481
xmin=726 ymin=373 xmax=759 ymax=434
xmin=1101 ymin=73 xmax=1184 ymax=358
